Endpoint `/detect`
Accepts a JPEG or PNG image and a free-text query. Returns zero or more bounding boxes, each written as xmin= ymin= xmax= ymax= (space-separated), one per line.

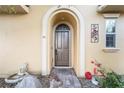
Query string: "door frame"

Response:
xmin=52 ymin=21 xmax=73 ymax=68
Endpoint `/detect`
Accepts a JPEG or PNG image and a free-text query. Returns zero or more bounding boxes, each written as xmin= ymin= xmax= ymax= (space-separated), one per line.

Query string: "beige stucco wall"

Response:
xmin=0 ymin=6 xmax=50 ymax=77
xmin=0 ymin=5 xmax=124 ymax=77
xmin=76 ymin=5 xmax=124 ymax=75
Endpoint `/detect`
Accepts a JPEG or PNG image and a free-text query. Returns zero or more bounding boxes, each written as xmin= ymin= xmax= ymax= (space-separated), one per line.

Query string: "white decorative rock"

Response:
xmin=91 ymin=77 xmax=99 ymax=86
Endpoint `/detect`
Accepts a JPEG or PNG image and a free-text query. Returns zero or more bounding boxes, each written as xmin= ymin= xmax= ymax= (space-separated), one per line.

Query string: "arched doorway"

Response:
xmin=42 ymin=6 xmax=85 ymax=77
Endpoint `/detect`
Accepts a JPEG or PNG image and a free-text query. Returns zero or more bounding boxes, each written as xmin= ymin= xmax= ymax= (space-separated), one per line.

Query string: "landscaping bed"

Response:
xmin=0 ymin=75 xmax=50 ymax=88
xmin=0 ymin=75 xmax=101 ymax=88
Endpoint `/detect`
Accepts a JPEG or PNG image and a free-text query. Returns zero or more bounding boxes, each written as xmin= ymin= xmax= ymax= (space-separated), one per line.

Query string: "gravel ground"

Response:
xmin=0 ymin=75 xmax=50 ymax=88
xmin=78 ymin=78 xmax=101 ymax=88
xmin=37 ymin=75 xmax=50 ymax=88
xmin=0 ymin=76 xmax=100 ymax=88
xmin=0 ymin=78 xmax=17 ymax=88
xmin=0 ymin=73 xmax=101 ymax=88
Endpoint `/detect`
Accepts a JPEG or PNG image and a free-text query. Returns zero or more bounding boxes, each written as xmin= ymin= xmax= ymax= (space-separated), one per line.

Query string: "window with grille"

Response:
xmin=105 ymin=19 xmax=116 ymax=48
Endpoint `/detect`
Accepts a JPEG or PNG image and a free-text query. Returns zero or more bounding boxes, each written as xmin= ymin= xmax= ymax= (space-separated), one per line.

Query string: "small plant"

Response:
xmin=91 ymin=59 xmax=124 ymax=88
xmin=101 ymin=71 xmax=123 ymax=88
xmin=91 ymin=60 xmax=106 ymax=77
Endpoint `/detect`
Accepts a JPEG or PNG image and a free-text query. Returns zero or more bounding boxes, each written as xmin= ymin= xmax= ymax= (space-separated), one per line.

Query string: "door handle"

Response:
xmin=55 ymin=49 xmax=57 ymax=55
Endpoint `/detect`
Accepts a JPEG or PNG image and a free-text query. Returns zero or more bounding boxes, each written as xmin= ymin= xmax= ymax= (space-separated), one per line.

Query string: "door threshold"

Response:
xmin=53 ymin=66 xmax=73 ymax=69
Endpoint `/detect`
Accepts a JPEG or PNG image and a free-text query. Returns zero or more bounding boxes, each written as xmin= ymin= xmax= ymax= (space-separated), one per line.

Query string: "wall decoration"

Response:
xmin=91 ymin=24 xmax=99 ymax=43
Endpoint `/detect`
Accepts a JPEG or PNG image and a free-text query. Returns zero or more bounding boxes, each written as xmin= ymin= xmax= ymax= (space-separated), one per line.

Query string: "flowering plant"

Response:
xmin=91 ymin=60 xmax=105 ymax=77
xmin=90 ymin=59 xmax=124 ymax=88
xmin=85 ymin=72 xmax=92 ymax=80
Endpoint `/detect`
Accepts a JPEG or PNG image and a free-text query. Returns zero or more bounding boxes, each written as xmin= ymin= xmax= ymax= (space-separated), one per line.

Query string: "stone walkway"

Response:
xmin=50 ymin=68 xmax=82 ymax=88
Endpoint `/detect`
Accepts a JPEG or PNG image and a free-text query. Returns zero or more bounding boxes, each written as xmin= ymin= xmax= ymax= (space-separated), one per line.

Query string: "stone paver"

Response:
xmin=50 ymin=68 xmax=82 ymax=88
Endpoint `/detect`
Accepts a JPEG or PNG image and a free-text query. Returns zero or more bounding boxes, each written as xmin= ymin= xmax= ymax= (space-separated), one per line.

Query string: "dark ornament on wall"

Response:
xmin=91 ymin=24 xmax=99 ymax=43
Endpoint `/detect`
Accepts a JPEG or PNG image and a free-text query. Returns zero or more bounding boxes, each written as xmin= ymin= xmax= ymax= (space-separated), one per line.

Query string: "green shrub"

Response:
xmin=90 ymin=60 xmax=124 ymax=88
xmin=96 ymin=71 xmax=123 ymax=88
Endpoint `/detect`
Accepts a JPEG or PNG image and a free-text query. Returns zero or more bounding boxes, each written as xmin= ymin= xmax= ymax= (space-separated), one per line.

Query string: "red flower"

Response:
xmin=85 ymin=72 xmax=92 ymax=80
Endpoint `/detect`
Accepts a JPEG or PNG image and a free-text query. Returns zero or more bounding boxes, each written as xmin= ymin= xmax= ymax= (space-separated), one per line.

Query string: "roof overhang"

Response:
xmin=0 ymin=5 xmax=30 ymax=14
xmin=97 ymin=5 xmax=124 ymax=13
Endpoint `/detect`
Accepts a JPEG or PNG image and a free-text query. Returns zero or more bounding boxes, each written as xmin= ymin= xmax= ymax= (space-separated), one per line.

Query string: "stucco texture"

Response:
xmin=0 ymin=6 xmax=50 ymax=77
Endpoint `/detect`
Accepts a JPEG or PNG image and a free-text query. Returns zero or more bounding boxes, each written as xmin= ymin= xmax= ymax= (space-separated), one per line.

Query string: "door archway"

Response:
xmin=41 ymin=6 xmax=85 ymax=77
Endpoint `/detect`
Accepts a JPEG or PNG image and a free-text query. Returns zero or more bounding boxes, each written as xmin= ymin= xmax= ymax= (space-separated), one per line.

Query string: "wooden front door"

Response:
xmin=55 ymin=24 xmax=70 ymax=66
